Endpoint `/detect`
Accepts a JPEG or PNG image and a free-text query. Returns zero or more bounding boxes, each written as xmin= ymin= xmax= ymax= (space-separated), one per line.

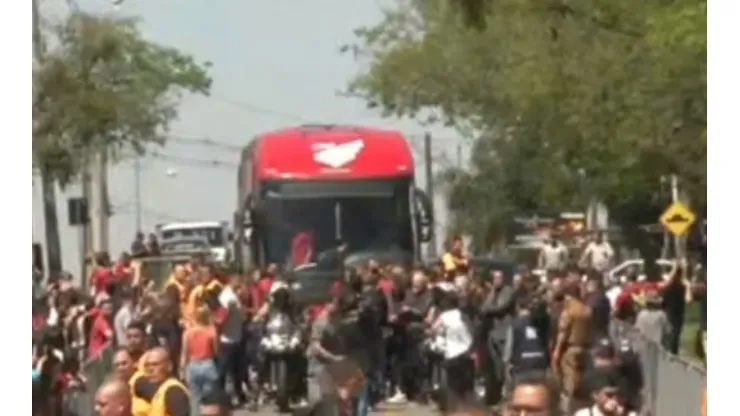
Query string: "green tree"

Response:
xmin=33 ymin=11 xmax=212 ymax=185
xmin=33 ymin=10 xmax=211 ymax=273
xmin=345 ymin=0 xmax=705 ymax=250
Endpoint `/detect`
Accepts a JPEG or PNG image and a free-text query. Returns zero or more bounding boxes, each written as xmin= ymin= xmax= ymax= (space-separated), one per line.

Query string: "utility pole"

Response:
xmin=423 ymin=132 xmax=438 ymax=258
xmin=134 ymin=155 xmax=142 ymax=231
xmin=91 ymin=150 xmax=110 ymax=253
xmin=80 ymin=163 xmax=93 ymax=285
xmin=670 ymin=174 xmax=685 ymax=259
xmin=33 ymin=0 xmax=63 ymax=277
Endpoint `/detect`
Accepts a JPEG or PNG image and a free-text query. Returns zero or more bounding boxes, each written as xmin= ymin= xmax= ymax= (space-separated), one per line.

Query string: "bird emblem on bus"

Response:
xmin=312 ymin=139 xmax=365 ymax=169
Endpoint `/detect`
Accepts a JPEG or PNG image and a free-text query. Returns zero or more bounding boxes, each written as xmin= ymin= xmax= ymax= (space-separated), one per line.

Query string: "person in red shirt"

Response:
xmin=366 ymin=260 xmax=393 ymax=296
xmin=112 ymin=252 xmax=132 ymax=281
xmin=253 ymin=264 xmax=278 ymax=309
xmin=377 ymin=272 xmax=394 ymax=297
xmin=88 ymin=299 xmax=114 ymax=358
xmin=290 ymin=230 xmax=314 ymax=267
xmin=89 ymin=252 xmax=113 ymax=296
xmin=614 ymin=262 xmax=666 ymax=322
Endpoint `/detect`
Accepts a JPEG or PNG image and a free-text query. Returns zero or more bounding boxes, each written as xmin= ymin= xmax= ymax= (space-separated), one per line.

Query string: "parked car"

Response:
xmin=607 ymin=258 xmax=677 ymax=284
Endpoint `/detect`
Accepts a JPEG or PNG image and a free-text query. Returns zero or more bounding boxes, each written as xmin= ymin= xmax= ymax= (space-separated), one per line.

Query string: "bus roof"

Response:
xmin=253 ymin=125 xmax=414 ymax=180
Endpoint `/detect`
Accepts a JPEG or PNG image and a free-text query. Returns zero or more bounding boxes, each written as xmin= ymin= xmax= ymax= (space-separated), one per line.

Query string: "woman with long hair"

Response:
xmin=181 ymin=306 xmax=220 ymax=408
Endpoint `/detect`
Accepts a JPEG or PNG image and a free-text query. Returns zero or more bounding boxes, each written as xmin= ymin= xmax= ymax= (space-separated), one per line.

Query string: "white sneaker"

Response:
xmin=386 ymin=391 xmax=407 ymax=404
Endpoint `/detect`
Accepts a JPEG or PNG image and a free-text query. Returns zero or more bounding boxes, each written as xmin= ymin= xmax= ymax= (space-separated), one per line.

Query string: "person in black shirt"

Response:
xmin=130 ymin=232 xmax=148 ymax=258
xmin=147 ymin=233 xmax=161 ymax=257
xmin=148 ymin=297 xmax=182 ymax=374
xmin=661 ymin=267 xmax=687 ymax=355
xmin=390 ymin=271 xmax=432 ymax=403
xmin=335 ymin=286 xmax=375 ymax=415
xmin=583 ymin=276 xmax=611 ymax=342
xmin=359 ymin=266 xmax=389 ymax=407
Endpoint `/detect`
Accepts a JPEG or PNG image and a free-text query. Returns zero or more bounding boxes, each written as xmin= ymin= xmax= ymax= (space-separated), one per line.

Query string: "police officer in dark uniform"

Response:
xmin=503 ymin=297 xmax=549 ymax=387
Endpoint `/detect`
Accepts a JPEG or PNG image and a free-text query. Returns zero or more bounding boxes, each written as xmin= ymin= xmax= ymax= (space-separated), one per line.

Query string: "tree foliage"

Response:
xmin=33 ymin=11 xmax=212 ymax=185
xmin=345 ymin=0 xmax=706 ymax=249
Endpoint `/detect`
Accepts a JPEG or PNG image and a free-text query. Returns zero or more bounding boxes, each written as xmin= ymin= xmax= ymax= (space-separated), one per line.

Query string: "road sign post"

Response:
xmin=659 ymin=201 xmax=696 ymax=237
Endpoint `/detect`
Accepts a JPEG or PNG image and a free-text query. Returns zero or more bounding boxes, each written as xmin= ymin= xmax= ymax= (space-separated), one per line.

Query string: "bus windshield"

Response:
xmin=260 ymin=182 xmax=413 ymax=267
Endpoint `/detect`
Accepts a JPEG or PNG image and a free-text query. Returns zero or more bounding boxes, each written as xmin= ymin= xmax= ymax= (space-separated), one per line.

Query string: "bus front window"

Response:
xmin=262 ymin=198 xmax=337 ymax=266
xmin=262 ymin=193 xmax=411 ymax=268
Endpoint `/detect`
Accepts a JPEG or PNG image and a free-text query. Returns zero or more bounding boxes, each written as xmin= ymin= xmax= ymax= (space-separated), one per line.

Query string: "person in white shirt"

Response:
xmin=538 ymin=238 xmax=569 ymax=273
xmin=430 ymin=289 xmax=474 ymax=410
xmin=580 ymin=233 xmax=615 ymax=274
xmin=113 ymin=291 xmax=135 ymax=347
xmin=574 ymin=368 xmax=636 ymax=416
xmin=217 ymin=275 xmax=247 ymax=404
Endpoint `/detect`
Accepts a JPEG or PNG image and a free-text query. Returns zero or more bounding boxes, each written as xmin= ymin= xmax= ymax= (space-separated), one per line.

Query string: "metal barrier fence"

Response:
xmin=63 ymin=345 xmax=115 ymax=416
xmin=615 ymin=321 xmax=706 ymax=416
xmin=642 ymin=339 xmax=705 ymax=416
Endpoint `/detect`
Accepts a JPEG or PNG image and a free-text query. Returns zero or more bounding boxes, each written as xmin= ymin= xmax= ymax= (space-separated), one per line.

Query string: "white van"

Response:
xmin=157 ymin=221 xmax=231 ymax=262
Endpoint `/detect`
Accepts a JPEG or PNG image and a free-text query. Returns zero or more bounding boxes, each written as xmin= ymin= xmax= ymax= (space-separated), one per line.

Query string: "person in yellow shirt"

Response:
xmin=112 ymin=349 xmax=150 ymax=416
xmin=186 ymin=263 xmax=224 ymax=323
xmin=441 ymin=236 xmax=469 ymax=279
xmin=164 ymin=263 xmax=191 ymax=323
xmin=132 ymin=347 xmax=191 ymax=416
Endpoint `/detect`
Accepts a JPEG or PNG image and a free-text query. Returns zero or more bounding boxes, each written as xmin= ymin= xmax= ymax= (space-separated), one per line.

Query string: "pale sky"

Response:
xmin=32 ymin=0 xmax=466 ymax=275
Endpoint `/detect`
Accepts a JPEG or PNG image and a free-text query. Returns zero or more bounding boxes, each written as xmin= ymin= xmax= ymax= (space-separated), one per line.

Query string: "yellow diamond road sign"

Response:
xmin=659 ymin=202 xmax=696 ymax=236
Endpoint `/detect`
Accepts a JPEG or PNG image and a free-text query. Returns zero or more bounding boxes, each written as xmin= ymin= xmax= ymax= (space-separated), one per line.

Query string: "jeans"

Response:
xmin=186 ymin=359 xmax=219 ymax=404
xmin=368 ymin=344 xmax=386 ymax=406
xmin=484 ymin=338 xmax=506 ymax=405
xmin=355 ymin=382 xmax=370 ymax=416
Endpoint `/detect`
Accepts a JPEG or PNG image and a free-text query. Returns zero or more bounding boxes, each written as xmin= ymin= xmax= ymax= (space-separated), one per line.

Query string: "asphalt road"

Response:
xmin=233 ymin=402 xmax=439 ymax=416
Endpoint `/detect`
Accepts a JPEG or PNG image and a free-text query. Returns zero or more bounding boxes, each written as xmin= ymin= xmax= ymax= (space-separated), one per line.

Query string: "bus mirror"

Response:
xmin=243 ymin=193 xmax=256 ymax=227
xmin=414 ymin=188 xmax=433 ymax=242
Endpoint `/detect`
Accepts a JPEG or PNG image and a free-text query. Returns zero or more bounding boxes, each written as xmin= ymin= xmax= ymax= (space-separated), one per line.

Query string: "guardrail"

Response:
xmin=614 ymin=321 xmax=706 ymax=416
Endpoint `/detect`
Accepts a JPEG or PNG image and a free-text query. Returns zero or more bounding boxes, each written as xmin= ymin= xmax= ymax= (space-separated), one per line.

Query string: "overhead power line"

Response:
xmin=166 ymin=135 xmax=243 ymax=152
xmin=207 ymin=95 xmax=312 ymax=123
xmin=125 ymin=131 xmax=466 ymax=170
xmin=148 ymin=151 xmax=238 ymax=168
xmin=164 ymin=132 xmax=460 ymax=152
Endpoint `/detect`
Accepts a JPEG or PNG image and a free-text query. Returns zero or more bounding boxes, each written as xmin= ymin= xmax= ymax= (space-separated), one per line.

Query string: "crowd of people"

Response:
xmin=31 ymin=234 xmax=706 ymax=416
